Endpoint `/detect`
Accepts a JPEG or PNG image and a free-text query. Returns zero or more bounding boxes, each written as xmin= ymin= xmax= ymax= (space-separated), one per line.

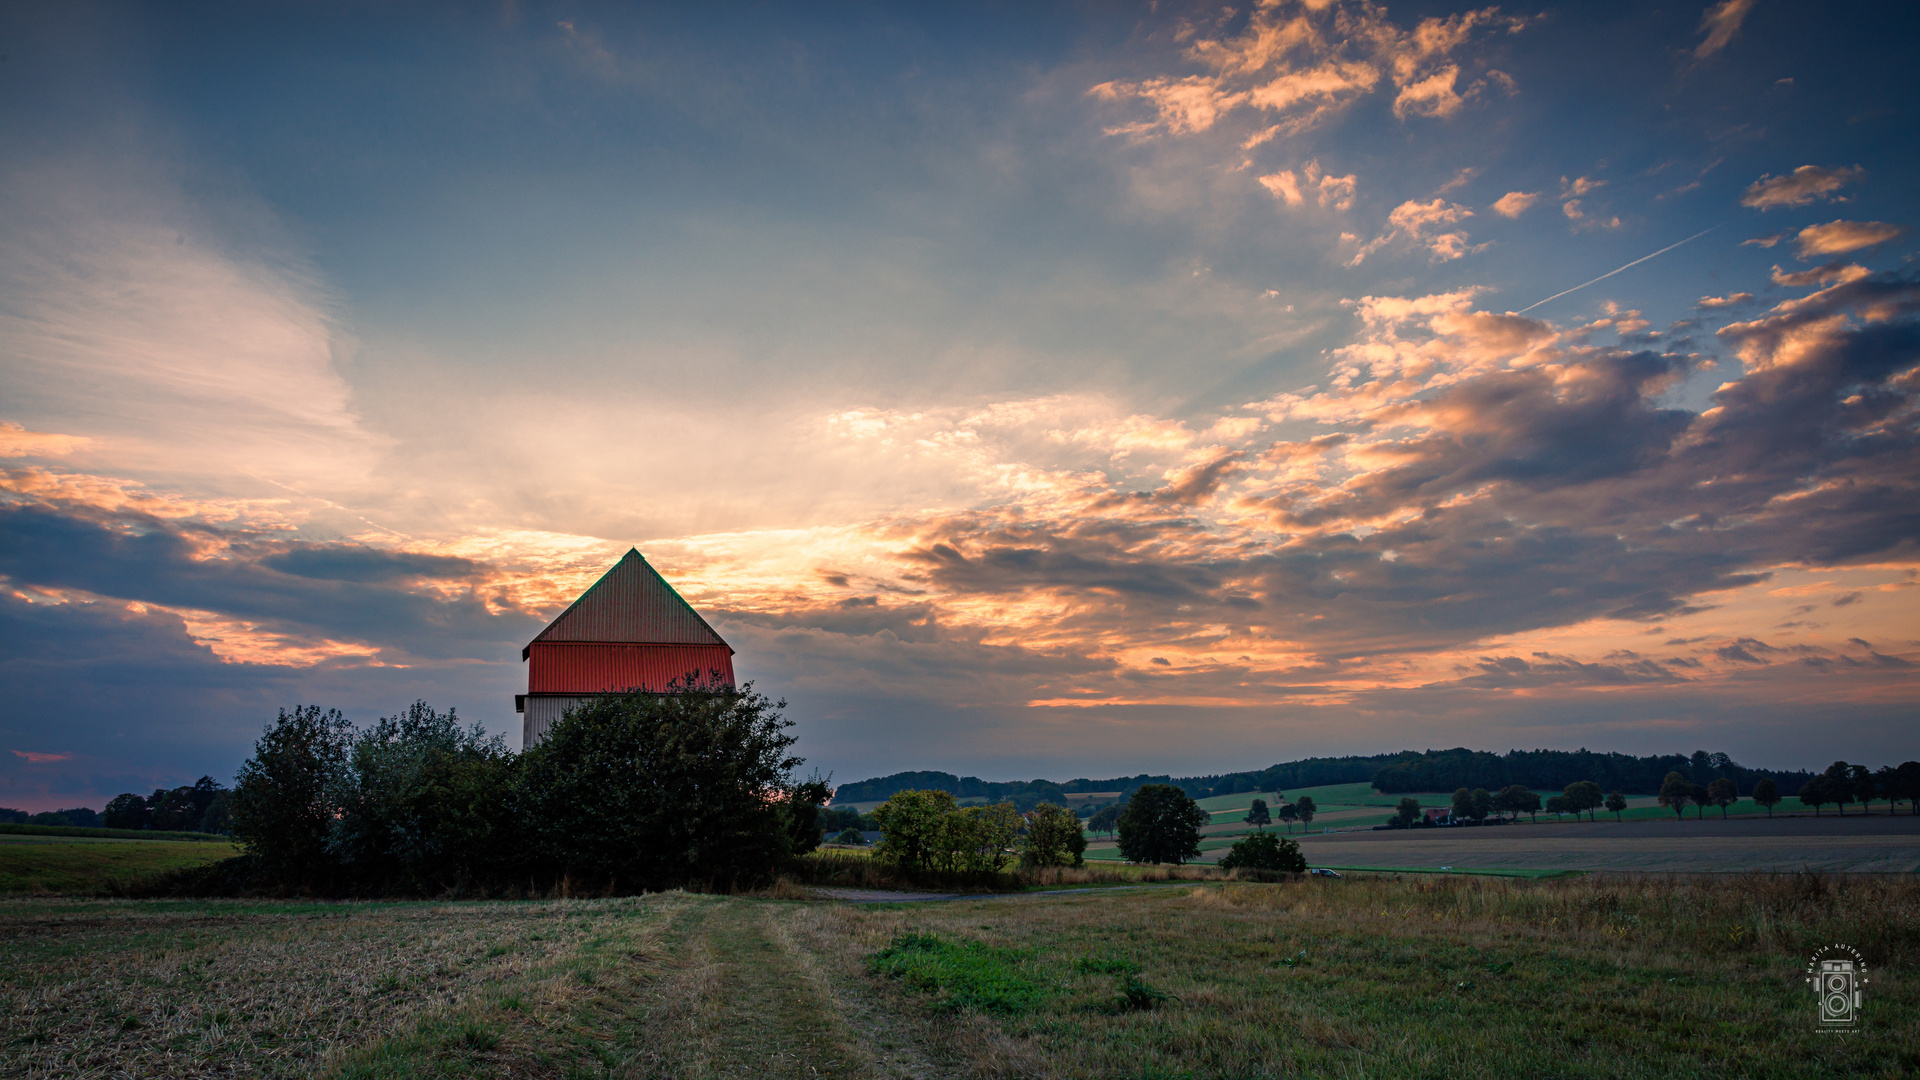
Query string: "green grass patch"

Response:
xmin=0 ymin=823 xmax=229 ymax=842
xmin=0 ymin=841 xmax=242 ymax=894
xmin=866 ymin=932 xmax=1048 ymax=1014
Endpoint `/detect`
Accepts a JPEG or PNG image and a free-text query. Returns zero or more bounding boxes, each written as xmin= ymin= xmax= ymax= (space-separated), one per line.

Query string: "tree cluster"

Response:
xmin=1797 ymin=760 xmax=1920 ymax=816
xmin=868 ymin=790 xmax=1084 ymax=876
xmin=0 ymin=805 xmax=104 ymax=828
xmin=102 ymin=778 xmax=231 ymax=833
xmin=225 ymin=685 xmax=826 ymax=896
xmin=1373 ymin=748 xmax=1810 ymax=797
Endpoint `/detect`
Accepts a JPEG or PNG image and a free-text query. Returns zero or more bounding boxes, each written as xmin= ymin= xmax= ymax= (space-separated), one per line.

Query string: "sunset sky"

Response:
xmin=3 ymin=1 xmax=1916 ymax=810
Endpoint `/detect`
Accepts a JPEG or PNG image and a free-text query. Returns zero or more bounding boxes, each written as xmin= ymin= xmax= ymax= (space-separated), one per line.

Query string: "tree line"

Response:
xmin=0 ymin=805 xmax=103 ymax=828
xmin=181 ymin=684 xmax=829 ymax=896
xmin=829 ymin=746 xmax=1831 ymax=809
xmin=1371 ymin=748 xmax=1812 ymax=797
xmin=101 ymin=778 xmax=233 ymax=834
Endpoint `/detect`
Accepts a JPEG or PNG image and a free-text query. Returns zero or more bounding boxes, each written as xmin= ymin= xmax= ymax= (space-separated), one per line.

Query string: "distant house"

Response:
xmin=1424 ymin=807 xmax=1452 ymax=825
xmin=515 ymin=548 xmax=735 ymax=747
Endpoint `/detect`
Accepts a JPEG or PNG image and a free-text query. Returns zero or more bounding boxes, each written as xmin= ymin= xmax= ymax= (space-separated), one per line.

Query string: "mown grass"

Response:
xmin=0 ymin=840 xmax=242 ymax=895
xmin=1 ymin=873 xmax=1911 ymax=1079
xmin=800 ymin=871 xmax=1918 ymax=1078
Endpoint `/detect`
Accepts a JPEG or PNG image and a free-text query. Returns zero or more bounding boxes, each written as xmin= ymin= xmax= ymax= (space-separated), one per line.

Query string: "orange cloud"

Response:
xmin=1741 ymin=165 xmax=1864 ymax=210
xmin=1794 ymin=220 xmax=1907 ymax=259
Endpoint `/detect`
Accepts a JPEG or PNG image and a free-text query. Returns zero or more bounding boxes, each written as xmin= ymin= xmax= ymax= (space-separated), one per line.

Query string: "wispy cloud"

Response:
xmin=1694 ymin=0 xmax=1758 ymax=59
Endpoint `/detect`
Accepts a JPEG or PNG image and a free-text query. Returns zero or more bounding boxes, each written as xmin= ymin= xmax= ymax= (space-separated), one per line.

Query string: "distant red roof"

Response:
xmin=522 ymin=548 xmax=731 ymax=658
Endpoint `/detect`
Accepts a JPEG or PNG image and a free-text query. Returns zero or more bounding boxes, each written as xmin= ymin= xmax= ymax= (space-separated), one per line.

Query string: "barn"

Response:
xmin=515 ymin=548 xmax=735 ymax=746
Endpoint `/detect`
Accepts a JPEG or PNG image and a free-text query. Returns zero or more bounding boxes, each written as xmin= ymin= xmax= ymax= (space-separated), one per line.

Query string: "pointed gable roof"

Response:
xmin=525 ymin=549 xmax=729 ymax=654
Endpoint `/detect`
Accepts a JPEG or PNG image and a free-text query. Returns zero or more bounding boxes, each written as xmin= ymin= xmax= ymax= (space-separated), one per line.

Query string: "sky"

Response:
xmin=2 ymin=0 xmax=1916 ymax=810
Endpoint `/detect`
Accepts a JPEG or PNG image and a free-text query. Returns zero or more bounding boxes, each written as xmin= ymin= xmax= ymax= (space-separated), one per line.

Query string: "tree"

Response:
xmin=1884 ymin=762 xmax=1920 ymax=815
xmin=1451 ymin=788 xmax=1474 ymax=824
xmin=1278 ymin=802 xmax=1299 ymax=832
xmin=1564 ymin=781 xmax=1604 ymax=822
xmin=1244 ymin=798 xmax=1271 ymax=831
xmin=1798 ymin=776 xmax=1831 ymax=816
xmin=1690 ymin=783 xmax=1711 ymax=819
xmin=873 ymin=789 xmax=960 ymax=873
xmin=517 ymin=682 xmax=807 ymax=892
xmin=1494 ymin=784 xmax=1533 ymax=822
xmin=1849 ymin=764 xmax=1879 ymax=815
xmin=1021 ymin=802 xmax=1086 ymax=868
xmin=1088 ymin=804 xmax=1122 ymax=838
xmin=1706 ymin=778 xmax=1739 ymax=818
xmin=1393 ymin=797 xmax=1422 ymax=829
xmin=1502 ymin=786 xmax=1542 ymax=823
xmin=1605 ymin=791 xmax=1628 ymax=820
xmin=1822 ymin=762 xmax=1857 ymax=816
xmin=1544 ymin=794 xmax=1571 ymax=820
xmin=1217 ymin=831 xmax=1306 ymax=873
xmin=833 ymin=827 xmax=867 ymax=845
xmin=326 ymin=701 xmax=513 ymax=891
xmin=1752 ymin=778 xmax=1780 ymax=817
xmin=1116 ymin=784 xmax=1209 ymax=865
xmin=103 ymin=793 xmax=150 ymax=830
xmin=1295 ymin=796 xmax=1317 ymax=832
xmin=232 ymin=705 xmax=355 ymax=889
xmin=940 ymin=802 xmax=1022 ymax=875
xmin=1470 ymin=788 xmax=1493 ymax=823
xmin=1657 ymin=772 xmax=1694 ymax=820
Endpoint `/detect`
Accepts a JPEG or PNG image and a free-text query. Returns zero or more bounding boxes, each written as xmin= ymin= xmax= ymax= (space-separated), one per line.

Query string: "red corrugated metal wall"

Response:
xmin=527 ymin=643 xmax=735 ymax=693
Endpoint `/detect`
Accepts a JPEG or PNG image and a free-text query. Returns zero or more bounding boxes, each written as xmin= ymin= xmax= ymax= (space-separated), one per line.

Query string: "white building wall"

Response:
xmin=521 ymin=696 xmax=603 ymax=748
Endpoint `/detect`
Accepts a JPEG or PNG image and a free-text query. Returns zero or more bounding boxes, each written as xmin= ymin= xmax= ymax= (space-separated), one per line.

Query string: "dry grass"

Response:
xmin=0 ymin=873 xmax=1911 ymax=1078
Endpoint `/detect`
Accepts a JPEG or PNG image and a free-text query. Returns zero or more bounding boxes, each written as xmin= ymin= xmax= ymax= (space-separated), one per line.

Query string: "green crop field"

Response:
xmin=0 ymin=840 xmax=242 ymax=895
xmin=0 ymin=873 xmax=1910 ymax=1079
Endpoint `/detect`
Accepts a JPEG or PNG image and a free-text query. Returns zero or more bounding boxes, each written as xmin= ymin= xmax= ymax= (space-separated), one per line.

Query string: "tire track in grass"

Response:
xmin=688 ymin=901 xmax=882 ymax=1079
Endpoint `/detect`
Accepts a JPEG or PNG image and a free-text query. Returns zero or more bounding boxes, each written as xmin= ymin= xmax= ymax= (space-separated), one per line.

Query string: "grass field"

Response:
xmin=0 ymin=840 xmax=242 ymax=895
xmin=0 ymin=873 xmax=1911 ymax=1079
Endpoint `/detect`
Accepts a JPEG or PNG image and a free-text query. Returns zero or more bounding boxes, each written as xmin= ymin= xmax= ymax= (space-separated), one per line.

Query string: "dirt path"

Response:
xmin=626 ymin=898 xmax=958 ymax=1080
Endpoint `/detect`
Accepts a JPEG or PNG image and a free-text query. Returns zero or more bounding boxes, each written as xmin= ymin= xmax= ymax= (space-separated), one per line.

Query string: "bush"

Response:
xmin=1216 ymin=830 xmax=1306 ymax=873
xmin=1020 ymin=802 xmax=1086 ymax=868
xmin=516 ymin=682 xmax=806 ymax=892
xmin=231 ymin=706 xmax=354 ymax=890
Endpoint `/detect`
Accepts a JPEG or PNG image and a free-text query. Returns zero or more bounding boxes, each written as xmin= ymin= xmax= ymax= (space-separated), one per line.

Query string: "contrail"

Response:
xmin=1516 ymin=224 xmax=1722 ymax=314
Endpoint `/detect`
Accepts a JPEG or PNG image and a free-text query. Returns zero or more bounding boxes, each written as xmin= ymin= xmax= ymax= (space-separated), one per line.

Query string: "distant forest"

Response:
xmin=831 ymin=748 xmax=1818 ymax=806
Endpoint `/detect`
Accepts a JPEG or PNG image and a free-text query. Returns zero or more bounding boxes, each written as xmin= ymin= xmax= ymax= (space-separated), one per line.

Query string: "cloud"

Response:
xmin=1740 ymin=165 xmax=1864 ymax=210
xmin=0 ymin=157 xmax=383 ymax=493
xmin=1794 ymin=220 xmax=1907 ymax=259
xmin=0 ymin=423 xmax=89 ymax=459
xmin=1492 ymin=191 xmax=1540 ymax=218
xmin=1694 ymin=0 xmax=1758 ymax=59
xmin=1257 ymin=161 xmax=1357 ymax=210
xmin=1696 ymin=293 xmax=1753 ymax=309
xmin=1351 ymin=200 xmax=1481 ymax=265
xmin=10 ymin=751 xmax=74 ymax=764
xmin=1090 ymin=2 xmax=1524 ymax=141
xmin=1742 ymin=234 xmax=1785 ymax=248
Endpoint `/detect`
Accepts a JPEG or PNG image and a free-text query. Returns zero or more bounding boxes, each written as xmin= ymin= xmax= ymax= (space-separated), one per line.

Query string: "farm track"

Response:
xmin=519 ymin=897 xmax=962 ymax=1080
